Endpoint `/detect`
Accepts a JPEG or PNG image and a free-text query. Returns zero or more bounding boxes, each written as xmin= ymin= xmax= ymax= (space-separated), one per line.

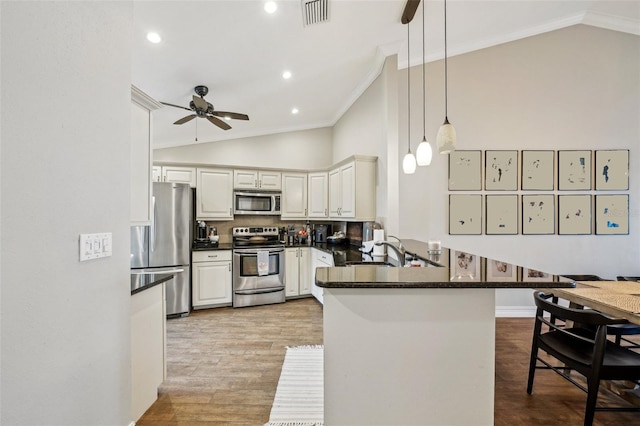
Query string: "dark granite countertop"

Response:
xmin=315 ymin=239 xmax=575 ymax=289
xmin=191 ymin=242 xmax=233 ymax=251
xmin=131 ymin=272 xmax=175 ymax=295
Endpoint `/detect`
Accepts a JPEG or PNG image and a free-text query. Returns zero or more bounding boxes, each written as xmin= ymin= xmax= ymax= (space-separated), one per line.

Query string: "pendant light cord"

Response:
xmin=444 ymin=0 xmax=448 ymax=118
xmin=407 ymin=22 xmax=411 ymax=153
xmin=422 ymin=0 xmax=426 ymax=138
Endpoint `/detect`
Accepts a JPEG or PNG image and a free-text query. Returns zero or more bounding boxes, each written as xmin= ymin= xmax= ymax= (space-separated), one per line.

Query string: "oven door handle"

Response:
xmin=233 ymin=248 xmax=284 ymax=254
xmin=234 ymin=288 xmax=284 ymax=296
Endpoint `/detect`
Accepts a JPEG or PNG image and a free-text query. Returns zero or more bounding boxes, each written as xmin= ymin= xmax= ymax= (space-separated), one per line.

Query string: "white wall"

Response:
xmin=1 ymin=2 xmax=133 ymax=424
xmin=153 ymin=127 xmax=333 ymax=170
xmin=399 ymin=25 xmax=640 ymax=280
xmin=332 ymin=56 xmax=398 ymax=232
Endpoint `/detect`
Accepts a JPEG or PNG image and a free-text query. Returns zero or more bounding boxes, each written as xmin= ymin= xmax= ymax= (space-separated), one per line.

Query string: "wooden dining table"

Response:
xmin=548 ymin=280 xmax=640 ymax=325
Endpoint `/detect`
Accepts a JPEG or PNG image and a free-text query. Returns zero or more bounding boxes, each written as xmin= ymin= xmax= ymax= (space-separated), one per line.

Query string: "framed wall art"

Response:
xmin=522 ymin=268 xmax=555 ymax=282
xmin=521 ymin=150 xmax=554 ymax=190
xmin=522 ymin=194 xmax=555 ymax=235
xmin=449 ymin=194 xmax=482 ymax=235
xmin=485 ymin=259 xmax=519 ymax=282
xmin=450 ymin=250 xmax=482 ymax=281
xmin=449 ymin=150 xmax=482 ymax=190
xmin=485 ymin=150 xmax=518 ymax=190
xmin=558 ymin=150 xmax=591 ymax=190
xmin=595 ymin=149 xmax=629 ymax=190
xmin=485 ymin=195 xmax=518 ymax=235
xmin=595 ymin=194 xmax=629 ymax=235
xmin=558 ymin=195 xmax=592 ymax=235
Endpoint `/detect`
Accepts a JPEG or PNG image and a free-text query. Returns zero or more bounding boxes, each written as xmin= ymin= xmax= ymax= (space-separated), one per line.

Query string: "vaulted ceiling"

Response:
xmin=132 ymin=1 xmax=639 ymax=149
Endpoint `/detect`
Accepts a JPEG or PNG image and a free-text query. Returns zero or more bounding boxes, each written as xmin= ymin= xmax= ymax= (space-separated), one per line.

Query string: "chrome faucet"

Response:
xmin=374 ymin=235 xmax=406 ymax=263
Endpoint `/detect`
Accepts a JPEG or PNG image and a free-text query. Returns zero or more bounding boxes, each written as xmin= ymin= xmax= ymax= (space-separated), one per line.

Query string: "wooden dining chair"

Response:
xmin=527 ymin=291 xmax=640 ymax=426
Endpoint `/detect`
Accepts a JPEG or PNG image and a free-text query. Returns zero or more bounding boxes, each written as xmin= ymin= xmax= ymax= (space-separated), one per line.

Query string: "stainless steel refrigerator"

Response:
xmin=131 ymin=182 xmax=192 ymax=317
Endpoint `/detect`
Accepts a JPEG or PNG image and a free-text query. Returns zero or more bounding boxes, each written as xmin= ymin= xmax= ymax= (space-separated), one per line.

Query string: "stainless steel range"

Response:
xmin=232 ymin=226 xmax=285 ymax=308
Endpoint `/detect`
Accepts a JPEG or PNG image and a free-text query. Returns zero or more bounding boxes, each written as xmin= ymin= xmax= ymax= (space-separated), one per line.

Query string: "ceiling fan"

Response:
xmin=160 ymin=85 xmax=249 ymax=131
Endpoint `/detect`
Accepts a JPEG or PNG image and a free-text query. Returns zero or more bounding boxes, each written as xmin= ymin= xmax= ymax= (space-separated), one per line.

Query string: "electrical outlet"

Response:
xmin=79 ymin=233 xmax=112 ymax=261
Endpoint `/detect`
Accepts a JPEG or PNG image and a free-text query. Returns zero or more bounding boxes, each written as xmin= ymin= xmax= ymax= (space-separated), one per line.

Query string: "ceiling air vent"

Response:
xmin=302 ymin=0 xmax=329 ymax=26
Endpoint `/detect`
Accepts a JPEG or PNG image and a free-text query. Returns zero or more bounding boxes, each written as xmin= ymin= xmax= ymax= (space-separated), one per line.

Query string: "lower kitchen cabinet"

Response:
xmin=192 ymin=250 xmax=232 ymax=309
xmin=285 ymin=247 xmax=311 ymax=298
xmin=131 ymin=282 xmax=165 ymax=422
xmin=311 ymin=248 xmax=334 ymax=304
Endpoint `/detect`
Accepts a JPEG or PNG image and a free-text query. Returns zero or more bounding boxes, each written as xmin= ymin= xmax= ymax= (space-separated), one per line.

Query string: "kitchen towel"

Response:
xmin=257 ymin=250 xmax=269 ymax=276
xmin=372 ymin=229 xmax=385 ymax=256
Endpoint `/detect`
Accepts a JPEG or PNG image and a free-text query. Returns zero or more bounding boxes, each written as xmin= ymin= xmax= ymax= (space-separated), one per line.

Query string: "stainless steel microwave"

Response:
xmin=234 ymin=191 xmax=281 ymax=215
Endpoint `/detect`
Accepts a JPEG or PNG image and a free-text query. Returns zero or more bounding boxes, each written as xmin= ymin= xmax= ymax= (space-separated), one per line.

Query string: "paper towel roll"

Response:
xmin=372 ymin=229 xmax=385 ymax=256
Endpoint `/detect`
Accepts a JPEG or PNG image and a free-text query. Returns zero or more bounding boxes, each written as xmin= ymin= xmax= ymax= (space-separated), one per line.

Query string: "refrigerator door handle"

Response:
xmin=151 ymin=195 xmax=156 ymax=253
xmin=131 ymin=268 xmax=185 ymax=275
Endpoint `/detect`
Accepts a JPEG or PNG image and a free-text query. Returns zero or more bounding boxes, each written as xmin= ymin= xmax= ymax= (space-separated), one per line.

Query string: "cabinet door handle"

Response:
xmin=207 ymin=255 xmax=218 ymax=258
xmin=305 ymin=208 xmax=307 ymax=216
xmin=325 ymin=208 xmax=327 ymax=216
xmin=229 ymin=264 xmax=231 ymax=272
xmin=230 ymin=207 xmax=232 ymax=215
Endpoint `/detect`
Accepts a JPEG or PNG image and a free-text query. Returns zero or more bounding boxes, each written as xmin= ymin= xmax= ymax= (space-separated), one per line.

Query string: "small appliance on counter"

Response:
xmin=314 ymin=224 xmax=331 ymax=243
xmin=194 ymin=221 xmax=218 ymax=249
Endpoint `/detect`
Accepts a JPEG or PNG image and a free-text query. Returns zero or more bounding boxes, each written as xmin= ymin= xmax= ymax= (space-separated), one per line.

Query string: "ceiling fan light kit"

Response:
xmin=161 ymin=85 xmax=249 ymax=131
xmin=437 ymin=0 xmax=456 ymax=154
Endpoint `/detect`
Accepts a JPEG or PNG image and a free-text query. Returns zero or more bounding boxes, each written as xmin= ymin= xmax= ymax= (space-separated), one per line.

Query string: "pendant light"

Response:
xmin=416 ymin=0 xmax=432 ymax=166
xmin=402 ymin=21 xmax=417 ymax=175
xmin=436 ymin=0 xmax=456 ymax=154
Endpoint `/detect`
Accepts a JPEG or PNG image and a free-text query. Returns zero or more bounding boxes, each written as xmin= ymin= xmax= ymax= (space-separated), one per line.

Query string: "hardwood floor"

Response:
xmin=138 ymin=297 xmax=640 ymax=426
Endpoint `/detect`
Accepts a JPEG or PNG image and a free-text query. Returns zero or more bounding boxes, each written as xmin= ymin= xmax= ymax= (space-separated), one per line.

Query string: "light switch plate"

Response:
xmin=79 ymin=232 xmax=112 ymax=261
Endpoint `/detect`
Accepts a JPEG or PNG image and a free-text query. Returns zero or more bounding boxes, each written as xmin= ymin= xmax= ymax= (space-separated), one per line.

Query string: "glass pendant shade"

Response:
xmin=437 ymin=117 xmax=456 ymax=154
xmin=416 ymin=136 xmax=433 ymax=166
xmin=403 ymin=150 xmax=417 ymax=174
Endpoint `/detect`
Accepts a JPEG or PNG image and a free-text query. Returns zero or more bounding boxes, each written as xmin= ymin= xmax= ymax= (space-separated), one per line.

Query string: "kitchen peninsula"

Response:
xmin=316 ymin=240 xmax=573 ymax=426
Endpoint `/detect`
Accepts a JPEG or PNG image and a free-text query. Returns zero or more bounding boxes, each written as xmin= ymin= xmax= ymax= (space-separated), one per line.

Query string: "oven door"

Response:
xmin=233 ymin=248 xmax=285 ymax=290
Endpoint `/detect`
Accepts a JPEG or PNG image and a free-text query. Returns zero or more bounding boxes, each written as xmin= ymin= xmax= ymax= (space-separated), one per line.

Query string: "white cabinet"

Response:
xmin=196 ymin=168 xmax=234 ymax=220
xmin=328 ymin=157 xmax=376 ymax=221
xmin=234 ymin=169 xmax=282 ymax=190
xmin=311 ymin=248 xmax=334 ymax=304
xmin=281 ymin=172 xmax=308 ymax=219
xmin=131 ymin=282 xmax=166 ymax=421
xmin=130 ymin=85 xmax=162 ymax=225
xmin=162 ymin=166 xmax=196 ymax=187
xmin=308 ymin=172 xmax=328 ymax=218
xmin=192 ymin=250 xmax=233 ymax=308
xmin=285 ymin=247 xmax=311 ymax=298
xmin=152 ymin=166 xmax=162 ymax=183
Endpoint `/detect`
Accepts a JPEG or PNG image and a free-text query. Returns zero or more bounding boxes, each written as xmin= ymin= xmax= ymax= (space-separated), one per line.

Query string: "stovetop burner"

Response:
xmin=232 ymin=226 xmax=284 ymax=249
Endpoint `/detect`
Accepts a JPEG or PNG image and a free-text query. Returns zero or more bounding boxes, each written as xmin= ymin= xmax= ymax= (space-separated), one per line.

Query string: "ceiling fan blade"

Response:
xmin=192 ymin=95 xmax=208 ymax=111
xmin=206 ymin=115 xmax=232 ymax=130
xmin=160 ymin=101 xmax=193 ymax=112
xmin=210 ymin=111 xmax=250 ymax=121
xmin=174 ymin=114 xmax=197 ymax=125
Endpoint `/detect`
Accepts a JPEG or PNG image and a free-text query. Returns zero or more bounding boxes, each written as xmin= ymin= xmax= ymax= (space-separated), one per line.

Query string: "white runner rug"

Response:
xmin=265 ymin=345 xmax=324 ymax=426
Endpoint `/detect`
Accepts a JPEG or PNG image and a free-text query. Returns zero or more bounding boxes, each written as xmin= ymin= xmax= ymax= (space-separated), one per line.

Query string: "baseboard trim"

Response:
xmin=496 ymin=306 xmax=536 ymax=318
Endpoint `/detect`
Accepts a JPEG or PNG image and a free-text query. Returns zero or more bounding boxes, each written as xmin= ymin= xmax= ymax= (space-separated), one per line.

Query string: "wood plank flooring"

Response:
xmin=137 ymin=297 xmax=640 ymax=426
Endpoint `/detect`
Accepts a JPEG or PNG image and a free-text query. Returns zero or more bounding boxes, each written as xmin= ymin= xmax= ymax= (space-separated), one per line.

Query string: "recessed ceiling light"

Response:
xmin=146 ymin=32 xmax=162 ymax=44
xmin=264 ymin=1 xmax=277 ymax=14
xmin=282 ymin=70 xmax=292 ymax=80
xmin=291 ymin=108 xmax=299 ymax=114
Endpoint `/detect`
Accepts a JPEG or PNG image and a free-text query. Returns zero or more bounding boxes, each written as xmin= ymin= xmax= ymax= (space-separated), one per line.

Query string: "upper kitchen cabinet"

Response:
xmin=196 ymin=168 xmax=234 ymax=220
xmin=308 ymin=172 xmax=328 ymax=218
xmin=281 ymin=172 xmax=308 ymax=219
xmin=131 ymin=85 xmax=162 ymax=225
xmin=328 ymin=156 xmax=376 ymax=221
xmin=161 ymin=166 xmax=196 ymax=187
xmin=234 ymin=169 xmax=282 ymax=191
